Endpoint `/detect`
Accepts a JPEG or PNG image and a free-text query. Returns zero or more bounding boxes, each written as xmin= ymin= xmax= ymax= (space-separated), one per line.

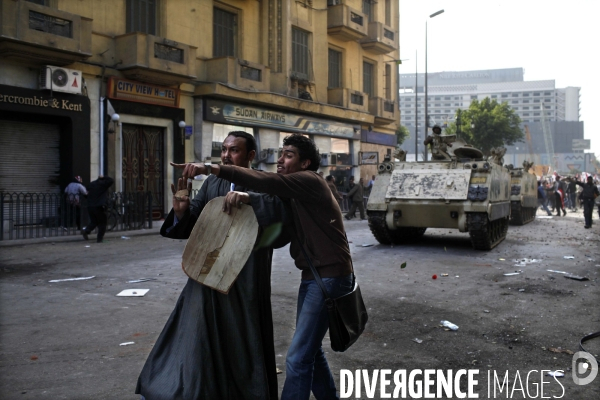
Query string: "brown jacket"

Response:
xmin=219 ymin=166 xmax=352 ymax=279
xmin=327 ymin=181 xmax=342 ymax=202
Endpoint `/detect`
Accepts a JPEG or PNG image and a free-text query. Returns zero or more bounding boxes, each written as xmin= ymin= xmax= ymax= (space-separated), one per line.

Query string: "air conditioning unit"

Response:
xmin=40 ymin=66 xmax=82 ymax=94
xmin=264 ymin=148 xmax=279 ymax=164
xmin=320 ymin=153 xmax=331 ymax=166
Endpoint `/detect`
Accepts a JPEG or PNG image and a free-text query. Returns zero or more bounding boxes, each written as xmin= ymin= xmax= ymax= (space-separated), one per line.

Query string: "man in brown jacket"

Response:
xmin=173 ymin=134 xmax=354 ymax=400
xmin=326 ymin=174 xmax=342 ymax=204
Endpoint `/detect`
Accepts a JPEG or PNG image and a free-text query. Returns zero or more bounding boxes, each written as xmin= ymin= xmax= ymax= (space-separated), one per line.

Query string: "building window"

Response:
xmin=512 ymin=100 xmax=518 ymax=104
xmin=544 ymin=92 xmax=551 ymax=95
xmin=328 ymin=49 xmax=342 ymax=88
xmin=533 ymin=92 xmax=540 ymax=96
xmin=523 ymin=100 xmax=529 ymax=103
xmin=213 ymin=8 xmax=237 ymax=57
xmin=435 ymin=96 xmax=441 ymax=100
xmin=385 ymin=0 xmax=391 ymax=26
xmin=523 ymin=113 xmax=530 ymax=116
xmin=363 ymin=61 xmax=374 ymax=97
xmin=351 ymin=93 xmax=364 ymax=106
xmin=501 ymin=94 xmax=508 ymax=98
xmin=512 ymin=93 xmax=519 ymax=97
xmin=240 ymin=65 xmax=262 ymax=81
xmin=491 ymin=95 xmax=497 ymax=98
xmin=444 ymin=96 xmax=450 ymax=100
xmin=126 ymin=0 xmax=157 ymax=35
xmin=363 ymin=0 xmax=374 ymax=22
xmin=26 ymin=0 xmax=49 ymax=5
xmin=523 ymin=93 xmax=529 ymax=97
xmin=154 ymin=43 xmax=183 ymax=63
xmin=29 ymin=11 xmax=72 ymax=38
xmin=292 ymin=28 xmax=310 ymax=79
xmin=470 ymin=95 xmax=477 ymax=99
xmin=523 ymin=107 xmax=529 ymax=110
xmin=534 ymin=99 xmax=540 ymax=103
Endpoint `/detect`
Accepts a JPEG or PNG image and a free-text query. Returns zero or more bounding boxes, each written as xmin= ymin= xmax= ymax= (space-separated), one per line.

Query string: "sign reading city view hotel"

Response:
xmin=0 ymin=93 xmax=84 ymax=111
xmin=205 ymin=100 xmax=359 ymax=139
xmin=107 ymin=77 xmax=180 ymax=107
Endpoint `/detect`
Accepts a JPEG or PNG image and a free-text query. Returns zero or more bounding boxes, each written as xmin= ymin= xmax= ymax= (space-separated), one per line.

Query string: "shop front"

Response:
xmin=105 ymin=77 xmax=186 ymax=219
xmin=199 ymin=99 xmax=361 ymax=189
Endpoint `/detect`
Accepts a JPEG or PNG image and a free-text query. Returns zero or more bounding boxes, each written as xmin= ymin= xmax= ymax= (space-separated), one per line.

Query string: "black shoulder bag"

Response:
xmin=289 ymin=199 xmax=368 ymax=352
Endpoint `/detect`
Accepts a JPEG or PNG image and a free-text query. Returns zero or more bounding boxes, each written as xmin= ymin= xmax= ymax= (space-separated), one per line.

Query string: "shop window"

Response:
xmin=292 ymin=28 xmax=310 ymax=80
xmin=126 ymin=0 xmax=157 ymax=35
xmin=363 ymin=61 xmax=374 ymax=97
xmin=213 ymin=8 xmax=237 ymax=58
xmin=331 ymin=138 xmax=352 ymax=166
xmin=328 ymin=49 xmax=342 ymax=88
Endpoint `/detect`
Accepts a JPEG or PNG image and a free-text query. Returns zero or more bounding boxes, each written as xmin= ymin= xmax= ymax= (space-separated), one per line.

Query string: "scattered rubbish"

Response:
xmin=412 ymin=338 xmax=423 ymax=344
xmin=563 ymin=256 xmax=575 ymax=259
xmin=120 ymin=342 xmax=135 ymax=346
xmin=503 ymin=272 xmax=521 ymax=276
xmin=362 ymin=244 xmax=374 ymax=247
xmin=564 ymin=275 xmax=589 ymax=281
xmin=548 ymin=347 xmax=574 ymax=355
xmin=483 ymin=310 xmax=490 ymax=313
xmin=400 ymin=262 xmax=407 ymax=269
xmin=547 ymin=269 xmax=568 ymax=274
xmin=537 ymin=216 xmax=552 ymax=219
xmin=513 ymin=258 xmax=541 ymax=267
xmin=276 ymin=368 xmax=283 ymax=374
xmin=30 ymin=355 xmax=38 ymax=361
xmin=546 ymin=371 xmax=565 ymax=378
xmin=440 ymin=320 xmax=459 ymax=331
xmin=49 ymin=276 xmax=95 ymax=283
xmin=121 ymin=236 xmax=131 ymax=240
xmin=499 ymin=258 xmax=505 ymax=261
xmin=518 ymin=289 xmax=525 ymax=292
xmin=441 ymin=273 xmax=449 ymax=277
xmin=127 ymin=278 xmax=157 ymax=283
xmin=116 ymin=289 xmax=149 ymax=297
xmin=432 ymin=274 xmax=438 ymax=280
xmin=455 ymin=275 xmax=460 ymax=278
xmin=85 ymin=245 xmax=90 ymax=248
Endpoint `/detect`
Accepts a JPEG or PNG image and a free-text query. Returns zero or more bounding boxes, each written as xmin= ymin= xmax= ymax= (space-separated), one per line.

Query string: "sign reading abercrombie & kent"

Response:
xmin=107 ymin=77 xmax=180 ymax=107
xmin=205 ymin=100 xmax=359 ymax=139
xmin=0 ymin=92 xmax=84 ymax=111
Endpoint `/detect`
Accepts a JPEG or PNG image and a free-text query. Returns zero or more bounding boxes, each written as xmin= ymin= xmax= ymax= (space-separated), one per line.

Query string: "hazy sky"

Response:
xmin=399 ymin=0 xmax=599 ymax=156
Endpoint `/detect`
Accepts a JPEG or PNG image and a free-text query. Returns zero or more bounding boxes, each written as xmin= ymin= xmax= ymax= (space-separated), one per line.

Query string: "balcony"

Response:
xmin=369 ymin=97 xmax=397 ymax=125
xmin=0 ymin=0 xmax=92 ymax=65
xmin=202 ymin=57 xmax=270 ymax=92
xmin=360 ymin=22 xmax=397 ymax=54
xmin=114 ymin=33 xmax=196 ymax=86
xmin=327 ymin=4 xmax=368 ymax=41
xmin=327 ymin=88 xmax=369 ymax=113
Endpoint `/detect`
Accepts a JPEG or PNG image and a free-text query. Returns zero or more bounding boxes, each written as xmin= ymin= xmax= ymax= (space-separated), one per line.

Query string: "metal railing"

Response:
xmin=0 ymin=191 xmax=153 ymax=241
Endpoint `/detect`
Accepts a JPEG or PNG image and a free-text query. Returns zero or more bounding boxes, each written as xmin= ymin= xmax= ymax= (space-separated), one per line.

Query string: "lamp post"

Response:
xmin=424 ymin=9 xmax=444 ymax=162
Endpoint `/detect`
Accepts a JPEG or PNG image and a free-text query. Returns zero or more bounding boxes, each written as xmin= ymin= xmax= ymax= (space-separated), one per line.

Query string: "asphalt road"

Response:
xmin=1 ymin=209 xmax=599 ymax=399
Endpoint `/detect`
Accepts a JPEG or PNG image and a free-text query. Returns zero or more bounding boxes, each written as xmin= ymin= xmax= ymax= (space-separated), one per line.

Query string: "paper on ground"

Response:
xmin=116 ymin=289 xmax=149 ymax=297
xmin=49 ymin=276 xmax=95 ymax=283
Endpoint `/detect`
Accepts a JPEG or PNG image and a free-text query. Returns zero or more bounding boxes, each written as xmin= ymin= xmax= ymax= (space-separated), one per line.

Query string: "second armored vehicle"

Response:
xmin=507 ymin=161 xmax=538 ymax=225
xmin=366 ymin=138 xmax=511 ymax=250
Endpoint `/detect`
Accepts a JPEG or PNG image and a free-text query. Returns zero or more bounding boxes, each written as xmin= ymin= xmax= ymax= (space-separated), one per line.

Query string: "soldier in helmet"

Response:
xmin=424 ymin=125 xmax=454 ymax=160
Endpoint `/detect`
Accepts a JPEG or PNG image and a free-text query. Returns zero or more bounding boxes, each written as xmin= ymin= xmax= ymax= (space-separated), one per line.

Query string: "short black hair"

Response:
xmin=325 ymin=175 xmax=333 ymax=182
xmin=227 ymin=131 xmax=257 ymax=154
xmin=282 ymin=134 xmax=320 ymax=172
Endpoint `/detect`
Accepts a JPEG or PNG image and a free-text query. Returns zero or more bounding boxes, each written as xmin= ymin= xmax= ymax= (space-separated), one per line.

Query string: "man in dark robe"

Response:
xmin=136 ymin=131 xmax=287 ymax=400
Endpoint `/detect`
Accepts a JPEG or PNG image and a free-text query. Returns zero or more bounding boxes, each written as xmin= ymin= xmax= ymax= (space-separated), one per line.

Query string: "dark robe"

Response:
xmin=136 ymin=175 xmax=287 ymax=400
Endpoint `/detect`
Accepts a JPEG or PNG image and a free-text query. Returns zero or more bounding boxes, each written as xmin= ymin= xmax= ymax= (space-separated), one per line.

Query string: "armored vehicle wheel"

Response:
xmin=467 ymin=213 xmax=508 ymax=250
xmin=367 ymin=212 xmax=426 ymax=245
xmin=510 ymin=202 xmax=536 ymax=226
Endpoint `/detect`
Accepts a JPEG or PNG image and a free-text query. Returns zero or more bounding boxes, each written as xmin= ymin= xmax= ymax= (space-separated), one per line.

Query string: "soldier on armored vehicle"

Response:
xmin=423 ymin=125 xmax=456 ymax=160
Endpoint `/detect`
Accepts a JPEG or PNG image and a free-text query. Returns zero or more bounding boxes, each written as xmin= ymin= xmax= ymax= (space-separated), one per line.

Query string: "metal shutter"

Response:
xmin=0 ymin=120 xmax=60 ymax=194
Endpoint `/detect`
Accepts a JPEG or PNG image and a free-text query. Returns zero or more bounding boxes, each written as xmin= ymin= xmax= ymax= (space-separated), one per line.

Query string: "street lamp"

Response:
xmin=424 ymin=8 xmax=444 ymax=161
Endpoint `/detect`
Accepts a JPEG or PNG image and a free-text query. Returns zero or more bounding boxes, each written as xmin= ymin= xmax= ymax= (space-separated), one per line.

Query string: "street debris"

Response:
xmin=116 ymin=289 xmax=149 ymax=297
xmin=121 ymin=236 xmax=131 ymax=240
xmin=127 ymin=278 xmax=157 ymax=283
xmin=547 ymin=269 xmax=568 ymax=274
xmin=85 ymin=245 xmax=90 ymax=248
xmin=546 ymin=371 xmax=565 ymax=378
xmin=563 ymin=256 xmax=575 ymax=259
xmin=400 ymin=262 xmax=407 ymax=269
xmin=49 ymin=276 xmax=95 ymax=283
xmin=441 ymin=273 xmax=449 ymax=277
xmin=483 ymin=310 xmax=490 ymax=313
xmin=537 ymin=216 xmax=552 ymax=219
xmin=548 ymin=347 xmax=574 ymax=355
xmin=432 ymin=274 xmax=438 ymax=280
xmin=499 ymin=258 xmax=505 ymax=261
xmin=119 ymin=342 xmax=135 ymax=346
xmin=412 ymin=338 xmax=423 ymax=344
xmin=361 ymin=244 xmax=374 ymax=247
xmin=503 ymin=272 xmax=521 ymax=276
xmin=513 ymin=258 xmax=541 ymax=267
xmin=518 ymin=289 xmax=525 ymax=292
xmin=564 ymin=275 xmax=589 ymax=281
xmin=440 ymin=320 xmax=459 ymax=331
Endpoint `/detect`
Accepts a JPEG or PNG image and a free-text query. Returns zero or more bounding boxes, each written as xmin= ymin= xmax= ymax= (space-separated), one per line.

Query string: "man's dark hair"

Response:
xmin=282 ymin=134 xmax=320 ymax=172
xmin=227 ymin=131 xmax=257 ymax=154
xmin=325 ymin=175 xmax=333 ymax=182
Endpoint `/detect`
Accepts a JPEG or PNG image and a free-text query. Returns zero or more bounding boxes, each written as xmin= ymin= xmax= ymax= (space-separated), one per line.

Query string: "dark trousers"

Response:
xmin=346 ymin=200 xmax=365 ymax=219
xmin=85 ymin=206 xmax=107 ymax=242
xmin=582 ymin=198 xmax=595 ymax=227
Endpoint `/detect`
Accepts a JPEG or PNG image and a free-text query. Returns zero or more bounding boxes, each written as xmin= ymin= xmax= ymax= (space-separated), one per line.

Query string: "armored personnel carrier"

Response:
xmin=366 ymin=138 xmax=511 ymax=250
xmin=507 ymin=161 xmax=538 ymax=225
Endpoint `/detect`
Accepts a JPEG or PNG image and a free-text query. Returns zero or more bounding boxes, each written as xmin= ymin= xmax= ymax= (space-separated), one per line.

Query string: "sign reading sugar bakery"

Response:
xmin=107 ymin=77 xmax=180 ymax=107
xmin=205 ymin=100 xmax=358 ymax=139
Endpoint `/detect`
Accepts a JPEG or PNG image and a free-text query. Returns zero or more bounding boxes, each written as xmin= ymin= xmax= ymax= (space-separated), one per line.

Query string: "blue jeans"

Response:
xmin=282 ymin=274 xmax=353 ymax=400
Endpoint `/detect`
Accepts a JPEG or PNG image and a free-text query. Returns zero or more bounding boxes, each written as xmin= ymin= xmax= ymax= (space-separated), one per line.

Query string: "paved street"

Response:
xmin=1 ymin=209 xmax=599 ymax=399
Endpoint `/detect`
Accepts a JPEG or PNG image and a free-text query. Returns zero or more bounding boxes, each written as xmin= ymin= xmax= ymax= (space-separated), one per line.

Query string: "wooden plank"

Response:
xmin=181 ymin=196 xmax=258 ymax=294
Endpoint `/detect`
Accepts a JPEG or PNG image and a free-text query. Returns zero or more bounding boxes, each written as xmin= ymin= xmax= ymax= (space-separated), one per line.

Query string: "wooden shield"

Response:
xmin=182 ymin=196 xmax=258 ymax=294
